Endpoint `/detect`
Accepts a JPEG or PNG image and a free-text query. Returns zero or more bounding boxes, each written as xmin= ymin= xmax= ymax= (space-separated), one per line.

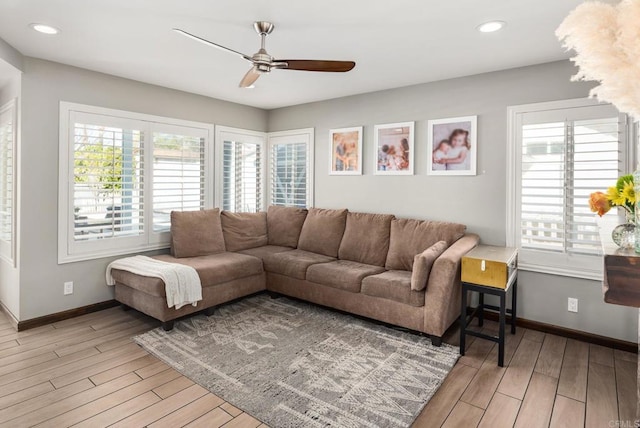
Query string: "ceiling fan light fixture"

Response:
xmin=175 ymin=21 xmax=356 ymax=89
xmin=29 ymin=23 xmax=60 ymax=35
xmin=477 ymin=21 xmax=506 ymax=33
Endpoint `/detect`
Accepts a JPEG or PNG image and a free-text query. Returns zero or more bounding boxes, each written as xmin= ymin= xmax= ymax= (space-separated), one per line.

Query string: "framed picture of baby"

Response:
xmin=329 ymin=127 xmax=363 ymax=175
xmin=427 ymin=116 xmax=477 ymax=176
xmin=374 ymin=122 xmax=414 ymax=175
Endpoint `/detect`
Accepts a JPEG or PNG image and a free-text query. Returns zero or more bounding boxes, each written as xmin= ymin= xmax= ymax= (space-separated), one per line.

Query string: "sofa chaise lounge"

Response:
xmin=111 ymin=206 xmax=479 ymax=346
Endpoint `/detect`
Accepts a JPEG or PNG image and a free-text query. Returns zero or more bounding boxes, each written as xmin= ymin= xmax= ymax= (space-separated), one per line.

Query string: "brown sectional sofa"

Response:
xmin=111 ymin=206 xmax=479 ymax=346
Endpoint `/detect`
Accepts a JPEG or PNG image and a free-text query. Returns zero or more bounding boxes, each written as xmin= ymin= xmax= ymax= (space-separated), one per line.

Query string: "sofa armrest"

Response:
xmin=422 ymin=233 xmax=480 ymax=337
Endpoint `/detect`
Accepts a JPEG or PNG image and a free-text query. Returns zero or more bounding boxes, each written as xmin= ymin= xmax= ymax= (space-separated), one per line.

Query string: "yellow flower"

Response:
xmin=606 ymin=186 xmax=626 ymax=206
xmin=621 ymin=181 xmax=636 ymax=205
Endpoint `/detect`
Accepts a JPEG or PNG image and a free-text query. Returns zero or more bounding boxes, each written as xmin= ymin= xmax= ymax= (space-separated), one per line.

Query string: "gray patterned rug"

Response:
xmin=134 ymin=294 xmax=459 ymax=428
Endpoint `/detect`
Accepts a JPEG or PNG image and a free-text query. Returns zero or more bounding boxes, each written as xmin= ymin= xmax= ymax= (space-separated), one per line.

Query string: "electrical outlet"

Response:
xmin=63 ymin=281 xmax=73 ymax=295
xmin=568 ymin=297 xmax=578 ymax=313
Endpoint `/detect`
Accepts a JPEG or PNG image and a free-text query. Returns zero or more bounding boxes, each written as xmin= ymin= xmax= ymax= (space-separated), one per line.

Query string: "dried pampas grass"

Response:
xmin=557 ymin=0 xmax=640 ymax=120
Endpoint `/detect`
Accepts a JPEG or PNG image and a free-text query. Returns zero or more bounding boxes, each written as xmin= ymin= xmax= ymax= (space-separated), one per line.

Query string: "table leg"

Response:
xmin=460 ymin=285 xmax=467 ymax=356
xmin=478 ymin=292 xmax=484 ymax=327
xmin=511 ymin=280 xmax=517 ymax=334
xmin=636 ymin=308 xmax=639 ymax=426
xmin=498 ymin=291 xmax=506 ymax=367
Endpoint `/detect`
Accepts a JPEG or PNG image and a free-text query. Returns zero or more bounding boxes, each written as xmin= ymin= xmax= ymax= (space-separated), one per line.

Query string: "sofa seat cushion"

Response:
xmin=111 ymin=252 xmax=263 ymax=298
xmin=361 ymin=270 xmax=426 ymax=307
xmin=262 ymin=249 xmax=335 ymax=280
xmin=338 ymin=212 xmax=394 ymax=267
xmin=236 ymin=245 xmax=295 ymax=260
xmin=307 ymin=260 xmax=386 ymax=293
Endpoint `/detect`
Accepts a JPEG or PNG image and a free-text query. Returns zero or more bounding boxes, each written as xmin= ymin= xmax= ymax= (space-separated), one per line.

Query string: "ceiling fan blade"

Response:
xmin=239 ymin=67 xmax=260 ymax=88
xmin=276 ymin=60 xmax=356 ymax=72
xmin=173 ymin=28 xmax=253 ymax=62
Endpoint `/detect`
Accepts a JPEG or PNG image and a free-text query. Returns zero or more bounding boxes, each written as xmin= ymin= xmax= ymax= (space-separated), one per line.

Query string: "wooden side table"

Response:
xmin=460 ymin=245 xmax=518 ymax=367
xmin=597 ymin=217 xmax=640 ymax=424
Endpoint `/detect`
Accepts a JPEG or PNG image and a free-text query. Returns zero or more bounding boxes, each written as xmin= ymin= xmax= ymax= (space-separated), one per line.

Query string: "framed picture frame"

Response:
xmin=329 ymin=127 xmax=363 ymax=175
xmin=427 ymin=115 xmax=477 ymax=176
xmin=373 ymin=122 xmax=414 ymax=175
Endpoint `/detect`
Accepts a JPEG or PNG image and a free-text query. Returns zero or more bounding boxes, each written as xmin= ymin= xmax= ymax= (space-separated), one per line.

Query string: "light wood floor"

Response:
xmin=0 ymin=305 xmax=634 ymax=427
xmin=415 ymin=319 xmax=638 ymax=428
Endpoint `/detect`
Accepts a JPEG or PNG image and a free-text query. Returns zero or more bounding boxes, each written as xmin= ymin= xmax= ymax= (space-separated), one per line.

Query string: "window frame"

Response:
xmin=58 ymin=102 xmax=214 ymax=264
xmin=214 ymin=126 xmax=267 ymax=212
xmin=267 ymin=128 xmax=315 ymax=208
xmin=506 ymin=98 xmax=635 ymax=280
xmin=0 ymin=98 xmax=17 ymax=266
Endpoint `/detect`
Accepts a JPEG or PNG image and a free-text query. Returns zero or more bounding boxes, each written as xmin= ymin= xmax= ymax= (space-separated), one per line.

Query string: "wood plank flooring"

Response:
xmin=416 ymin=320 xmax=637 ymax=428
xmin=0 ymin=305 xmax=633 ymax=427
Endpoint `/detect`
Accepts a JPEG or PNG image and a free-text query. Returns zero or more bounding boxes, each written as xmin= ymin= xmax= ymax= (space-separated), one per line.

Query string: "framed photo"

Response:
xmin=329 ymin=127 xmax=363 ymax=175
xmin=374 ymin=122 xmax=414 ymax=175
xmin=427 ymin=116 xmax=477 ymax=176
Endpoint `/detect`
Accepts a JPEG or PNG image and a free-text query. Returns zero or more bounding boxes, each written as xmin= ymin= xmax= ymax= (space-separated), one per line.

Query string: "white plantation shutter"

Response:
xmin=71 ymin=115 xmax=145 ymax=248
xmin=520 ymin=121 xmax=565 ymax=252
xmin=569 ymin=117 xmax=622 ymax=254
xmin=268 ymin=130 xmax=314 ymax=207
xmin=222 ymin=139 xmax=264 ymax=212
xmin=511 ymin=101 xmax=629 ymax=279
xmin=152 ymin=127 xmax=206 ymax=232
xmin=59 ymin=103 xmax=213 ymax=263
xmin=0 ymin=100 xmax=16 ymax=263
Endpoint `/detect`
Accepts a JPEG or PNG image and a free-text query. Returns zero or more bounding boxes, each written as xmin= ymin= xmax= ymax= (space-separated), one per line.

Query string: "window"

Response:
xmin=152 ymin=126 xmax=207 ymax=233
xmin=59 ymin=102 xmax=213 ymax=263
xmin=507 ymin=99 xmax=633 ymax=280
xmin=0 ymin=99 xmax=16 ymax=264
xmin=72 ymin=118 xmax=145 ymax=246
xmin=216 ymin=127 xmax=266 ymax=213
xmin=268 ymin=129 xmax=314 ymax=207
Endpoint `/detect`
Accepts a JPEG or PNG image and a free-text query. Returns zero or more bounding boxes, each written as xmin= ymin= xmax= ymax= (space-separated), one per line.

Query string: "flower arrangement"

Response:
xmin=589 ymin=174 xmax=636 ymax=221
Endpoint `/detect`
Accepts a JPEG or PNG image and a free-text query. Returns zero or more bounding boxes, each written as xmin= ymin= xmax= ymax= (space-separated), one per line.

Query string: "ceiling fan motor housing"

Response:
xmin=252 ymin=48 xmax=274 ymax=73
xmin=253 ymin=21 xmax=275 ymax=35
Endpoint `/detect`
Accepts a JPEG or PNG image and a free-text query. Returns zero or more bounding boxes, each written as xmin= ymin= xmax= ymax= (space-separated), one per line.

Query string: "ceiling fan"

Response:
xmin=173 ymin=21 xmax=356 ymax=88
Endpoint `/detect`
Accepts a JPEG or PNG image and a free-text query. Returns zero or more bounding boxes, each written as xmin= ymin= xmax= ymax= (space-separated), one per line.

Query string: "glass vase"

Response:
xmin=612 ymin=222 xmax=636 ymax=249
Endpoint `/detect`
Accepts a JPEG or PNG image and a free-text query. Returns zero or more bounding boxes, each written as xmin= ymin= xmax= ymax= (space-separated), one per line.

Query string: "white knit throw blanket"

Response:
xmin=106 ymin=255 xmax=202 ymax=309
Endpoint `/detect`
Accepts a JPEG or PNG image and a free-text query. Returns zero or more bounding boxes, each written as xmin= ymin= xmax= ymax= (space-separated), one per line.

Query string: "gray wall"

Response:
xmin=268 ymin=60 xmax=639 ymax=343
xmin=0 ymin=61 xmax=21 ymax=320
xmin=0 ymin=37 xmax=23 ymax=72
xmin=19 ymin=57 xmax=268 ymax=320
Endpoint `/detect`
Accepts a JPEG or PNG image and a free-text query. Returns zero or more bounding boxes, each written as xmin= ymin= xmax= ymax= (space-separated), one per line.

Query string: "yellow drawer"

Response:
xmin=462 ymin=246 xmax=517 ymax=289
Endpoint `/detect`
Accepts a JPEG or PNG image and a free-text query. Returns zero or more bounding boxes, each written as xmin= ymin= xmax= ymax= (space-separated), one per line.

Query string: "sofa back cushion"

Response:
xmin=385 ymin=218 xmax=466 ymax=271
xmin=267 ymin=205 xmax=308 ymax=248
xmin=221 ymin=211 xmax=268 ymax=252
xmin=297 ymin=208 xmax=348 ymax=257
xmin=171 ymin=208 xmax=226 ymax=258
xmin=338 ymin=212 xmax=394 ymax=266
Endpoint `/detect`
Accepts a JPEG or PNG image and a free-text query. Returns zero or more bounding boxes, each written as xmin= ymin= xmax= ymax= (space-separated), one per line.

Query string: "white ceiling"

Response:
xmin=0 ymin=0 xmax=606 ymax=109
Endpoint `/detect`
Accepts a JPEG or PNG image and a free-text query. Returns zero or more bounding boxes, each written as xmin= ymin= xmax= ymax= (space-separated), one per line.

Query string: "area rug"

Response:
xmin=134 ymin=294 xmax=459 ymax=428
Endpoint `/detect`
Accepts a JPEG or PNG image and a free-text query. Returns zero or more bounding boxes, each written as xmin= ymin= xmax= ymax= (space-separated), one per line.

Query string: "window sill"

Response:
xmin=58 ymin=243 xmax=170 ymax=265
xmin=518 ymin=262 xmax=603 ymax=282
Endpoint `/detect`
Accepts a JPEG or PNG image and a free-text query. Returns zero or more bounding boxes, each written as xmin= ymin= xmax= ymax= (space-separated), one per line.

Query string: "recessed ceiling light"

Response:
xmin=29 ymin=23 xmax=60 ymax=35
xmin=477 ymin=21 xmax=506 ymax=33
